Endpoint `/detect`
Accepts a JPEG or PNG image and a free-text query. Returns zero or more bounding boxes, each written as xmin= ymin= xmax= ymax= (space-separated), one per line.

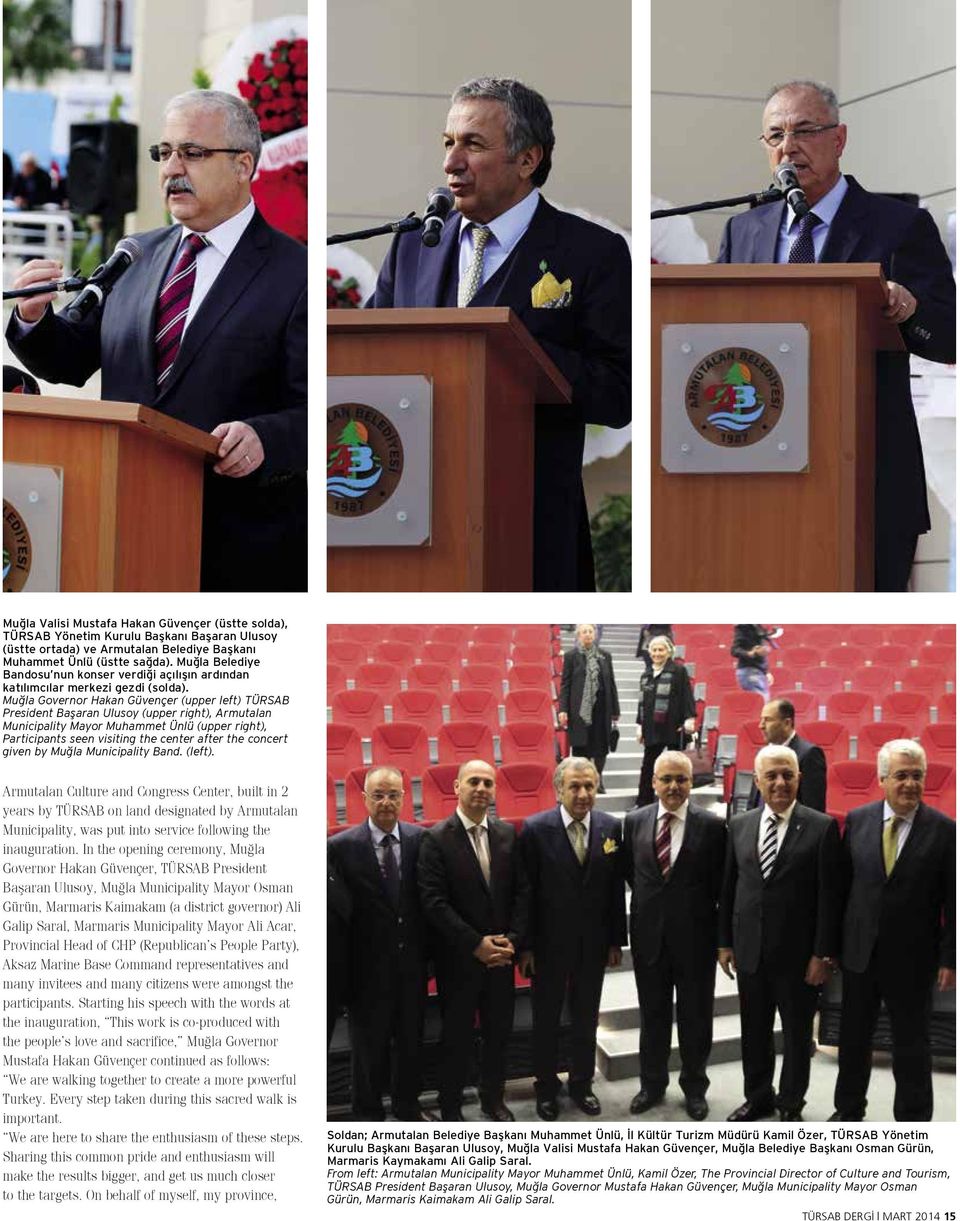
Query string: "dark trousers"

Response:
xmin=531 ymin=957 xmax=606 ymax=1099
xmin=637 ymin=741 xmax=668 ymax=805
xmin=875 ymin=531 xmax=919 ymax=592
xmin=349 ymin=978 xmax=424 ymax=1120
xmin=570 ymin=740 xmax=608 ymax=780
xmin=633 ymin=942 xmax=715 ymax=1099
xmin=436 ymin=961 xmax=515 ymax=1113
xmin=834 ymin=956 xmax=934 ymax=1121
xmin=737 ymin=966 xmax=818 ymax=1111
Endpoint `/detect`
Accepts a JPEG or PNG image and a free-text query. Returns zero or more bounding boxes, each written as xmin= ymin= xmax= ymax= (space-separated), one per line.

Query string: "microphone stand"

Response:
xmin=652 ymin=187 xmax=784 ymax=219
xmin=3 ymin=275 xmax=86 ymax=302
xmin=327 ymin=213 xmax=422 ymax=245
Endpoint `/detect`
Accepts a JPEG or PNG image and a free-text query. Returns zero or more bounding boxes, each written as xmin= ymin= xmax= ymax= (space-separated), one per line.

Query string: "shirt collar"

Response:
xmin=883 ymin=800 xmax=918 ymax=824
xmin=657 ymin=800 xmax=688 ymax=821
xmin=762 ymin=800 xmax=797 ymax=823
xmin=456 ymin=808 xmax=489 ymax=834
xmin=787 ymin=173 xmax=847 ymax=230
xmin=560 ymin=805 xmax=591 ymax=835
xmin=367 ymin=817 xmax=398 ymax=845
xmin=458 ymin=188 xmax=540 ymax=255
xmin=180 ymin=197 xmax=255 ymax=258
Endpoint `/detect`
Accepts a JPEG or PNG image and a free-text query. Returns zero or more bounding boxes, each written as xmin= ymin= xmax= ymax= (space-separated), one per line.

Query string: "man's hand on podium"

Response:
xmin=211 ymin=420 xmax=265 ymax=477
xmin=11 ymin=258 xmax=63 ymax=323
xmin=883 ymin=280 xmax=917 ymax=323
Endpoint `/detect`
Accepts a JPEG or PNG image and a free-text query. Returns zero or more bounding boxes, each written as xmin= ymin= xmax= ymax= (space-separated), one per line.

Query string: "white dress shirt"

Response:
xmin=173 ymin=197 xmax=255 ymax=331
xmin=457 ymin=188 xmax=540 ymax=289
xmin=882 ymin=801 xmax=917 ymax=860
xmin=757 ymin=799 xmax=797 ymax=853
xmin=775 ymin=174 xmax=848 ymax=264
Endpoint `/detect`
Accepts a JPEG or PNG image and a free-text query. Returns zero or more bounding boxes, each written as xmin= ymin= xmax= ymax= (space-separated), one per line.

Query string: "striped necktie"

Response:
xmin=759 ymin=811 xmax=780 ymax=879
xmin=155 ymin=232 xmax=208 ymax=386
xmin=656 ymin=811 xmax=672 ymax=878
xmin=458 ymin=224 xmax=492 ymax=306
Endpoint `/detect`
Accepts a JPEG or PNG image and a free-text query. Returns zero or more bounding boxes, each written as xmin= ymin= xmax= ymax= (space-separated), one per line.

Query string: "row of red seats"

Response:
xmin=329 ymin=624 xmax=561 ymax=648
xmin=327 ymin=761 xmax=557 ymax=828
xmin=327 ymin=659 xmax=559 ymax=699
xmin=825 ymin=760 xmax=955 ymax=823
xmin=674 ymin=625 xmax=954 ymax=650
xmin=329 ymin=686 xmax=555 ymax=736
xmin=707 ymin=689 xmax=953 ymax=738
xmin=696 ymin=662 xmax=953 ymax=699
xmin=733 ymin=719 xmax=956 ymax=770
xmin=328 ymin=719 xmax=559 ymax=780
xmin=328 ymin=640 xmax=559 ymax=671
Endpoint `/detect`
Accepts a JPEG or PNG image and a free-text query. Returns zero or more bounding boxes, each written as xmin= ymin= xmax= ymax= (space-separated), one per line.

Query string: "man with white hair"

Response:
xmin=7 ymin=90 xmax=307 ymax=591
xmin=831 ymin=740 xmax=955 ymax=1121
xmin=719 ymin=743 xmax=843 ymax=1121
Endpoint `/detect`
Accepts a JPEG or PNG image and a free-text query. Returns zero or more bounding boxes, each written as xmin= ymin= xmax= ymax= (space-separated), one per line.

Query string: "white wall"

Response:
xmin=328 ymin=0 xmax=631 ymax=271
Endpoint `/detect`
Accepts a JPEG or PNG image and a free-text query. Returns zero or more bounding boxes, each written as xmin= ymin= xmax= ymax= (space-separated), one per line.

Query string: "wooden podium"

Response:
xmin=652 ymin=264 xmax=905 ymax=591
xmin=328 ymin=308 xmax=571 ymax=592
xmin=3 ymin=394 xmax=219 ymax=591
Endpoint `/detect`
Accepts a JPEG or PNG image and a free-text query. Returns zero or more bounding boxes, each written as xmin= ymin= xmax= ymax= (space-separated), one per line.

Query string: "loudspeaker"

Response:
xmin=68 ymin=121 xmax=138 ymax=216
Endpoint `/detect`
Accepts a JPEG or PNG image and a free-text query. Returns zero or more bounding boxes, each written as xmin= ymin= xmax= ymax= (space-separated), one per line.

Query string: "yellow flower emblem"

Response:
xmin=531 ymin=270 xmax=573 ymax=308
xmin=603 ymin=837 xmax=619 ymax=855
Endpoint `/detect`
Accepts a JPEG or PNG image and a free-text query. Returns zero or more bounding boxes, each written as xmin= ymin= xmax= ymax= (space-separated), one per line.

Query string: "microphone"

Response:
xmin=773 ymin=161 xmax=809 ymax=218
xmin=63 ymin=237 xmax=143 ymax=322
xmin=421 ymin=187 xmax=454 ymax=247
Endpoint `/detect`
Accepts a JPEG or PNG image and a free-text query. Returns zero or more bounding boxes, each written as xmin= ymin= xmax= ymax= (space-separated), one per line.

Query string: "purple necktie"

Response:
xmin=787 ymin=211 xmax=820 ymax=264
xmin=656 ymin=811 xmax=672 ymax=878
xmin=155 ymin=232 xmax=208 ymax=386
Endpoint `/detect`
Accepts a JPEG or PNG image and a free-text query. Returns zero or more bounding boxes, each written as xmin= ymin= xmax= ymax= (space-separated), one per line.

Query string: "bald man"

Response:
xmin=327 ymin=767 xmax=428 ymax=1120
xmin=417 ymin=760 xmax=529 ymax=1121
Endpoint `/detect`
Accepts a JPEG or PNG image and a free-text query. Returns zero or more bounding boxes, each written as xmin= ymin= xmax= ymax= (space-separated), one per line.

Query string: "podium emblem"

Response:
xmin=685 ymin=349 xmax=784 ymax=447
xmin=3 ymin=499 xmax=33 ymax=592
xmin=327 ymin=403 xmax=404 ymax=517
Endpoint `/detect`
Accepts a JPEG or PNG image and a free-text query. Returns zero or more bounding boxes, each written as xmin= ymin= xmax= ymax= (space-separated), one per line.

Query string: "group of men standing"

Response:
xmin=329 ymin=740 xmax=954 ymax=1123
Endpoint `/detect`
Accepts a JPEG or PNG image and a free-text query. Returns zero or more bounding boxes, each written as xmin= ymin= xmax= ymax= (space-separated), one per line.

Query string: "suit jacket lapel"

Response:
xmin=452 ymin=814 xmax=489 ymax=890
xmin=553 ymin=807 xmax=584 ymax=880
xmin=156 ymin=212 xmax=271 ymax=405
xmin=417 ymin=215 xmax=459 ymax=306
xmin=772 ymin=804 xmax=806 ymax=874
xmin=751 ymin=201 xmax=784 ymax=263
xmin=820 ymin=175 xmax=870 ymax=264
xmin=891 ymin=802 xmax=930 ymax=874
xmin=489 ymin=195 xmax=560 ymax=307
xmin=673 ymin=806 xmax=701 ymax=873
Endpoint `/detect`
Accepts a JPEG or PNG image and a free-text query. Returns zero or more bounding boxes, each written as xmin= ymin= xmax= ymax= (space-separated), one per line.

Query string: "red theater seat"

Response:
xmin=373 ymin=640 xmax=417 ymax=670
xmin=920 ymin=762 xmax=955 ymax=817
xmin=390 ymin=689 xmax=443 ymax=734
xmin=421 ymin=765 xmax=461 ymax=823
xmin=500 ymin=721 xmax=557 ymax=768
xmin=459 ymin=663 xmax=506 ymax=694
xmin=880 ymin=691 xmax=932 ymax=737
xmin=889 ymin=625 xmax=931 ymax=650
xmin=717 ymin=690 xmax=765 ymax=731
xmin=371 ymin=722 xmax=430 ymax=776
xmin=327 ymin=663 xmax=345 ymax=697
xmin=437 ymin=721 xmax=495 ymax=765
xmin=828 ymin=761 xmax=882 ymax=814
xmin=856 ymin=721 xmax=910 ymax=756
xmin=331 ymin=688 xmax=383 ymax=737
xmin=495 ymin=763 xmax=556 ymax=818
xmin=328 ymin=639 xmax=367 ymax=668
xmin=505 ymin=688 xmax=555 ymax=726
xmin=407 ymin=663 xmax=454 ymax=700
xmin=514 ymin=626 xmax=553 ymax=647
xmin=874 ymin=644 xmax=911 ymax=670
xmin=849 ymin=665 xmax=895 ymax=698
xmin=937 ymin=692 xmax=956 ymax=721
xmin=920 ymin=722 xmax=956 ymax=766
xmin=327 ymin=722 xmax=363 ymax=780
xmin=467 ymin=641 xmax=510 ymax=668
xmin=474 ymin=625 xmax=513 ymax=646
xmin=511 ymin=643 xmax=553 ymax=667
xmin=355 ymin=662 xmax=402 ymax=696
xmin=450 ymin=688 xmax=501 ymax=733
xmin=824 ymin=644 xmax=867 ymax=670
xmin=799 ymin=666 xmax=845 ymax=699
xmin=826 ymin=690 xmax=872 ymax=734
xmin=897 ymin=664 xmax=948 ymax=700
xmin=509 ymin=663 xmax=555 ymax=692
xmin=798 ymin=720 xmax=850 ymax=766
xmin=421 ymin=641 xmax=462 ymax=665
xmin=430 ymin=625 xmax=469 ymax=647
xmin=387 ymin=625 xmax=427 ymax=644
xmin=847 ymin=625 xmax=887 ymax=648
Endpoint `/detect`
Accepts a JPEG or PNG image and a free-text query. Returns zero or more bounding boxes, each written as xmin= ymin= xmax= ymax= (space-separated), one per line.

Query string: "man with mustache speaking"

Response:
xmin=7 ymin=90 xmax=307 ymax=592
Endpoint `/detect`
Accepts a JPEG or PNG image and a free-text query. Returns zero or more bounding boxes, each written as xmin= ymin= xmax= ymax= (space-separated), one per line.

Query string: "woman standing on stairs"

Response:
xmin=558 ymin=624 xmax=620 ymax=793
xmin=635 ymin=636 xmax=696 ymax=806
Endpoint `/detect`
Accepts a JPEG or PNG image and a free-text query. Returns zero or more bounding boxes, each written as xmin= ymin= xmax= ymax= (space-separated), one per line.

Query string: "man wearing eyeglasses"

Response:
xmin=831 ymin=741 xmax=955 ymax=1121
xmin=6 ymin=89 xmax=307 ymax=592
xmin=717 ymin=79 xmax=956 ymax=592
xmin=327 ymin=767 xmax=429 ymax=1120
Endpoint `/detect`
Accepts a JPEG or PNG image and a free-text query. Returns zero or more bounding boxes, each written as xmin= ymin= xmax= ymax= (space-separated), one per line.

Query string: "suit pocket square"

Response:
xmin=603 ymin=837 xmax=619 ymax=855
xmin=531 ymin=270 xmax=572 ymax=308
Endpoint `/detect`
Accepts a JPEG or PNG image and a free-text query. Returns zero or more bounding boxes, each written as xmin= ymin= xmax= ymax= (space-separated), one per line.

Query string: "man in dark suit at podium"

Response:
xmin=7 ymin=90 xmax=307 ymax=592
xmin=747 ymin=699 xmax=827 ymax=813
xmin=832 ymin=740 xmax=955 ymax=1121
xmin=717 ymin=79 xmax=956 ymax=591
xmin=371 ymin=76 xmax=631 ymax=592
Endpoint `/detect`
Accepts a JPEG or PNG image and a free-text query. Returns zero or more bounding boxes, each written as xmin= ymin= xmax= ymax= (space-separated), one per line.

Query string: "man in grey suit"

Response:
xmin=832 ymin=740 xmax=955 ymax=1121
xmin=720 ymin=744 xmax=843 ymax=1121
xmin=623 ymin=751 xmax=726 ymax=1120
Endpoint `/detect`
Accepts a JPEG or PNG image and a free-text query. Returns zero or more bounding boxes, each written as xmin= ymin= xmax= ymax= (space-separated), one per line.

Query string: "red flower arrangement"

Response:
xmin=252 ymin=162 xmax=308 ymax=244
xmin=238 ymin=37 xmax=307 ymax=136
xmin=327 ymin=268 xmax=362 ymax=309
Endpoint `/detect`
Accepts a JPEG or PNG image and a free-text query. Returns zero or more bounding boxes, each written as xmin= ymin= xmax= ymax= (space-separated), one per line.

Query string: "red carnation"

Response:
xmin=259 ymin=83 xmax=275 ymax=101
xmin=237 ymin=80 xmax=256 ymax=100
xmin=278 ymin=80 xmax=294 ymax=97
xmin=293 ymin=79 xmax=307 ymax=95
xmin=249 ymin=61 xmax=269 ymax=83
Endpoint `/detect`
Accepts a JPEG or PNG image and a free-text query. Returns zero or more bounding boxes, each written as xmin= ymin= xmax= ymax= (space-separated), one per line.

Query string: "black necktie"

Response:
xmin=381 ymin=834 xmax=400 ymax=906
xmin=787 ymin=211 xmax=820 ymax=264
